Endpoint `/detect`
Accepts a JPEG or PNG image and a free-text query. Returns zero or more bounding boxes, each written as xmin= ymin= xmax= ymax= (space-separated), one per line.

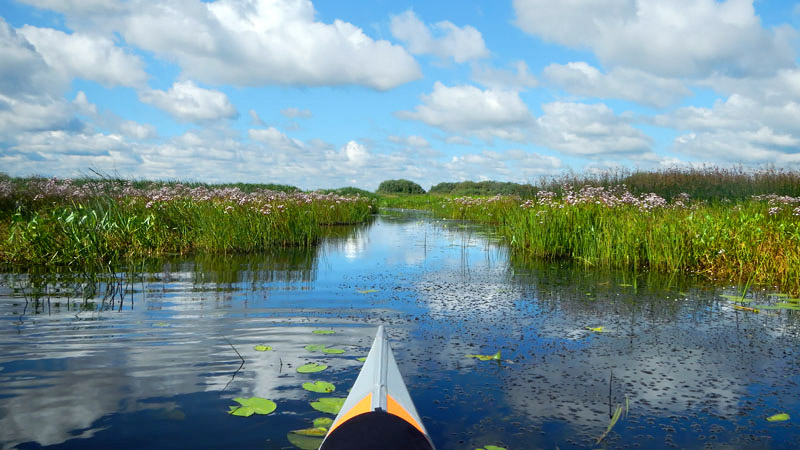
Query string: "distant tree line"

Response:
xmin=429 ymin=180 xmax=535 ymax=197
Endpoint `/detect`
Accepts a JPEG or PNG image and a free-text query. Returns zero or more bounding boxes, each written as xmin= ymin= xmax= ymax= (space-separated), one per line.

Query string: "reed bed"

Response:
xmin=0 ymin=177 xmax=374 ymax=267
xmin=383 ymin=188 xmax=800 ymax=294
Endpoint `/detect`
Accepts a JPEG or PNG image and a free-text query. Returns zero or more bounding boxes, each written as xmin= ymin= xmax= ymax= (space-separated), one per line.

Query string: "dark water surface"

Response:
xmin=1 ymin=212 xmax=799 ymax=449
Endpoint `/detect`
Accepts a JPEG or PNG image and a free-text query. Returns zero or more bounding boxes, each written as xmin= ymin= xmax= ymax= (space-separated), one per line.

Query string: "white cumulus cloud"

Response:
xmin=19 ymin=25 xmax=146 ymax=88
xmin=534 ymin=102 xmax=653 ymax=157
xmin=397 ymin=82 xmax=533 ymax=142
xmin=513 ymin=0 xmax=796 ymax=78
xmin=139 ymin=81 xmax=238 ymax=122
xmin=118 ymin=0 xmax=420 ymax=90
xmin=390 ymin=10 xmax=488 ymax=63
xmin=543 ymin=62 xmax=691 ymax=108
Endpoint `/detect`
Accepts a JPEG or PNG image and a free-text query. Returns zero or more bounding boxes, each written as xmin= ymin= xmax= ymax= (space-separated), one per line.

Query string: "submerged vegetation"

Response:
xmin=0 ymin=175 xmax=374 ymax=267
xmin=380 ymin=167 xmax=800 ymax=294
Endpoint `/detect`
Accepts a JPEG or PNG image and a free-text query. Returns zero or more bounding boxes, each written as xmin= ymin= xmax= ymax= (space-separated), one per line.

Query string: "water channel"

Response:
xmin=1 ymin=211 xmax=799 ymax=449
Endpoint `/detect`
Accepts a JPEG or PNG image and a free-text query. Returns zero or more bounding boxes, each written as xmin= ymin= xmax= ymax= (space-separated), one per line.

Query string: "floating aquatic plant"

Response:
xmin=357 ymin=289 xmax=379 ymax=294
xmin=302 ymin=381 xmax=335 ymax=393
xmin=767 ymin=413 xmax=790 ymax=422
xmin=305 ymin=344 xmax=344 ymax=354
xmin=254 ymin=345 xmax=272 ymax=351
xmin=313 ymin=417 xmax=333 ymax=428
xmin=313 ymin=330 xmax=335 ymax=335
xmin=356 ymin=357 xmax=367 ymax=362
xmin=466 ymin=350 xmax=501 ymax=361
xmin=475 ymin=446 xmax=507 ymax=450
xmin=297 ymin=363 xmax=327 ymax=374
xmin=322 ymin=348 xmax=345 ymax=354
xmin=227 ymin=397 xmax=276 ymax=417
xmin=732 ymin=305 xmax=759 ymax=313
xmin=287 ymin=432 xmax=324 ymax=450
xmin=310 ymin=397 xmax=346 ymax=414
xmin=586 ymin=326 xmax=605 ymax=332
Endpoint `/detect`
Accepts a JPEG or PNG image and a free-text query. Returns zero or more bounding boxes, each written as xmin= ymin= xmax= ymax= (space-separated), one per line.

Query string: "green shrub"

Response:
xmin=376 ymin=179 xmax=426 ymax=194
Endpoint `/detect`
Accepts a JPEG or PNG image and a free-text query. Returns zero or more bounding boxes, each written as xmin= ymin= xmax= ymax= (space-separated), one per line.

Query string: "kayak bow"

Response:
xmin=319 ymin=325 xmax=435 ymax=450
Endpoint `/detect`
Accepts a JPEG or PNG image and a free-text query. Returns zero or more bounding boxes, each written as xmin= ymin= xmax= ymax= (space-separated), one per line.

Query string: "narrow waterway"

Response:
xmin=1 ymin=211 xmax=799 ymax=449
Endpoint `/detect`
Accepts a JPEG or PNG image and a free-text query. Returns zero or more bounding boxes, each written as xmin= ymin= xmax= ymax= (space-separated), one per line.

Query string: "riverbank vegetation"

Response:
xmin=0 ymin=175 xmax=374 ymax=267
xmin=380 ymin=167 xmax=800 ymax=294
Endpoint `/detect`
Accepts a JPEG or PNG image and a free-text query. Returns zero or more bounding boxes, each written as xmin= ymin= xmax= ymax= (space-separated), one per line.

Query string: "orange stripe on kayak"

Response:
xmin=387 ymin=394 xmax=426 ymax=436
xmin=327 ymin=393 xmax=372 ymax=435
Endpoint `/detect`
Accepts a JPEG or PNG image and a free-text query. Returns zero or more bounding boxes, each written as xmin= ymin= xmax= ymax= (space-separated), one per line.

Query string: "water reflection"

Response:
xmin=1 ymin=214 xmax=799 ymax=449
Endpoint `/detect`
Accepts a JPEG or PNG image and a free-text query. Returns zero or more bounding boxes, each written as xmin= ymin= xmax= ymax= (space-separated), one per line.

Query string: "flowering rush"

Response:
xmin=0 ymin=178 xmax=371 ymax=215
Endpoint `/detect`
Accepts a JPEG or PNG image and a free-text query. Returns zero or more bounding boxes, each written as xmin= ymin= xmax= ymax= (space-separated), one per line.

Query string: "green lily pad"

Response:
xmin=768 ymin=293 xmax=790 ymax=298
xmin=775 ymin=302 xmax=800 ymax=310
xmin=322 ymin=348 xmax=345 ymax=354
xmin=228 ymin=397 xmax=276 ymax=417
xmin=291 ymin=427 xmax=328 ymax=437
xmin=720 ymin=294 xmax=745 ymax=301
xmin=153 ymin=322 xmax=169 ymax=327
xmin=586 ymin=326 xmax=604 ymax=332
xmin=305 ymin=344 xmax=327 ymax=352
xmin=302 ymin=381 xmax=335 ymax=393
xmin=313 ymin=417 xmax=333 ymax=429
xmin=287 ymin=432 xmax=324 ymax=450
xmin=254 ymin=345 xmax=272 ymax=352
xmin=356 ymin=357 xmax=367 ymax=362
xmin=297 ymin=363 xmax=327 ymax=374
xmin=475 ymin=446 xmax=507 ymax=450
xmin=310 ymin=397 xmax=346 ymax=414
xmin=767 ymin=413 xmax=790 ymax=422
xmin=313 ymin=330 xmax=335 ymax=335
xmin=466 ymin=350 xmax=501 ymax=361
xmin=357 ymin=289 xmax=379 ymax=294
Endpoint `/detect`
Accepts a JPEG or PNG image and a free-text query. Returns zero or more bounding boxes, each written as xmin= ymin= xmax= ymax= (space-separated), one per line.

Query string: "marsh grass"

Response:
xmin=0 ymin=176 xmax=374 ymax=267
xmin=380 ymin=185 xmax=800 ymax=294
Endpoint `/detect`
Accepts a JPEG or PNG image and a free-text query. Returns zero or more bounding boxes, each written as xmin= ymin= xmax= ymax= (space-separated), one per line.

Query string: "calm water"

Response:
xmin=1 ymin=211 xmax=799 ymax=449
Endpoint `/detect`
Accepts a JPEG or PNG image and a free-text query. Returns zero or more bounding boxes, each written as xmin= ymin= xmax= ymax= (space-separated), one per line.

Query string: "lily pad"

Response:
xmin=466 ymin=350 xmax=501 ymax=361
xmin=313 ymin=417 xmax=333 ymax=428
xmin=475 ymin=446 xmax=507 ymax=450
xmin=313 ymin=330 xmax=335 ymax=335
xmin=322 ymin=348 xmax=345 ymax=354
xmin=153 ymin=322 xmax=169 ymax=327
xmin=586 ymin=326 xmax=605 ymax=332
xmin=228 ymin=397 xmax=276 ymax=417
xmin=291 ymin=427 xmax=328 ymax=437
xmin=721 ymin=294 xmax=745 ymax=302
xmin=356 ymin=357 xmax=367 ymax=362
xmin=357 ymin=289 xmax=379 ymax=294
xmin=774 ymin=302 xmax=800 ymax=310
xmin=305 ymin=344 xmax=327 ymax=352
xmin=732 ymin=305 xmax=759 ymax=313
xmin=310 ymin=397 xmax=346 ymax=414
xmin=767 ymin=413 xmax=790 ymax=422
xmin=287 ymin=432 xmax=324 ymax=450
xmin=297 ymin=363 xmax=327 ymax=374
xmin=302 ymin=381 xmax=335 ymax=393
xmin=254 ymin=345 xmax=272 ymax=352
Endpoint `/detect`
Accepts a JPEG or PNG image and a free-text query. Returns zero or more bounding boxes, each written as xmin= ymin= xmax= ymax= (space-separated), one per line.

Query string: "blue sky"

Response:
xmin=1 ymin=0 xmax=799 ymax=190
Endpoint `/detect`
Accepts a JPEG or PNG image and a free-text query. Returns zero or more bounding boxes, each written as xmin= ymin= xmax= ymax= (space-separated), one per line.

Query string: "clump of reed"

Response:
xmin=0 ymin=177 xmax=374 ymax=267
xmin=394 ymin=186 xmax=800 ymax=294
xmin=536 ymin=166 xmax=800 ymax=202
